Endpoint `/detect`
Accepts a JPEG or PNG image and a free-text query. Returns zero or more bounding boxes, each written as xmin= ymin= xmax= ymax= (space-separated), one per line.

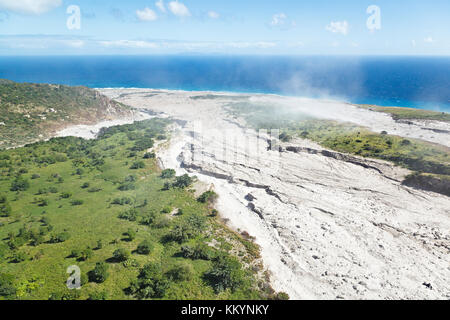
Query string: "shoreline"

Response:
xmin=96 ymin=87 xmax=450 ymax=114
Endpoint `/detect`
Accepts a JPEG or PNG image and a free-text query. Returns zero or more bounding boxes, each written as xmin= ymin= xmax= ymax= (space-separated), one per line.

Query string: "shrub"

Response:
xmin=89 ymin=262 xmax=109 ymax=283
xmin=73 ymin=248 xmax=93 ymax=261
xmin=10 ymin=177 xmax=30 ymax=191
xmin=168 ymin=224 xmax=194 ymax=244
xmin=50 ymin=232 xmax=70 ymax=243
xmin=167 ymin=262 xmax=194 ymax=282
xmin=132 ymin=138 xmax=154 ymax=152
xmin=205 ymin=255 xmax=246 ymax=293
xmin=274 ymin=292 xmax=290 ymax=300
xmin=161 ymin=169 xmax=176 ymax=179
xmin=0 ymin=202 xmax=12 ymax=217
xmin=172 ymin=174 xmax=193 ymax=189
xmin=136 ymin=240 xmax=153 ymax=255
xmin=60 ymin=192 xmax=72 ymax=199
xmin=11 ymin=251 xmax=29 ymax=263
xmin=162 ymin=182 xmax=171 ymax=191
xmin=118 ymin=209 xmax=138 ymax=222
xmin=70 ymin=200 xmax=84 ymax=206
xmin=0 ymin=273 xmax=16 ymax=298
xmin=96 ymin=240 xmax=103 ymax=250
xmin=112 ymin=197 xmax=132 ymax=205
xmin=40 ymin=216 xmax=51 ymax=226
xmin=30 ymin=232 xmax=45 ymax=246
xmin=88 ymin=291 xmax=108 ymax=300
xmin=140 ymin=210 xmax=157 ymax=226
xmin=153 ymin=215 xmax=171 ymax=229
xmin=37 ymin=198 xmax=49 ymax=207
xmin=124 ymin=228 xmax=136 ymax=241
xmin=143 ymin=152 xmax=155 ymax=159
xmin=401 ymin=139 xmax=412 ymax=146
xmin=81 ymin=182 xmax=90 ymax=189
xmin=161 ymin=206 xmax=172 ymax=214
xmin=130 ymin=161 xmax=145 ymax=170
xmin=181 ymin=243 xmax=215 ymax=260
xmin=127 ymin=263 xmax=169 ymax=299
xmin=118 ymin=182 xmax=135 ymax=191
xmin=113 ymin=248 xmax=130 ymax=262
xmin=197 ymin=191 xmax=218 ymax=204
xmin=49 ymin=187 xmax=58 ymax=193
xmin=31 ymin=174 xmax=40 ymax=179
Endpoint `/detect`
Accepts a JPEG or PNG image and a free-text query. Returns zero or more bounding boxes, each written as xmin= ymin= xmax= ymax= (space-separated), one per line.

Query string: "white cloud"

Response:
xmin=0 ymin=0 xmax=62 ymax=15
xmin=208 ymin=11 xmax=219 ymax=19
xmin=271 ymin=13 xmax=287 ymax=26
xmin=63 ymin=40 xmax=85 ymax=48
xmin=99 ymin=40 xmax=159 ymax=49
xmin=136 ymin=7 xmax=158 ymax=21
xmin=326 ymin=21 xmax=349 ymax=35
xmin=168 ymin=1 xmax=190 ymax=17
xmin=424 ymin=37 xmax=434 ymax=43
xmin=226 ymin=41 xmax=276 ymax=49
xmin=156 ymin=0 xmax=166 ymax=13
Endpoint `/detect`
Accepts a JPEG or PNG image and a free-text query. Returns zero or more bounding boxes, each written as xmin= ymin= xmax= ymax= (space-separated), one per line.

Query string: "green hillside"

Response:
xmin=0 ymin=80 xmax=133 ymax=149
xmin=0 ymin=118 xmax=281 ymax=300
xmin=358 ymin=104 xmax=450 ymax=122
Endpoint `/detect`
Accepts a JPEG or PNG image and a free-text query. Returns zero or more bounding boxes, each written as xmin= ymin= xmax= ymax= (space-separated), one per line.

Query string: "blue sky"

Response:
xmin=0 ymin=0 xmax=449 ymax=55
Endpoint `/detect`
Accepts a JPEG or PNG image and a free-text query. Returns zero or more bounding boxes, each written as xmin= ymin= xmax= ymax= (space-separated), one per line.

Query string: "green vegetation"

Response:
xmin=226 ymin=102 xmax=450 ymax=195
xmin=0 ymin=79 xmax=131 ymax=148
xmin=0 ymin=118 xmax=275 ymax=300
xmin=358 ymin=105 xmax=450 ymax=122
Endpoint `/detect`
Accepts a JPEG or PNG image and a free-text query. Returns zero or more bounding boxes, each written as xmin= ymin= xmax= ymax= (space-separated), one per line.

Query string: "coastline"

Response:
xmin=97 ymin=86 xmax=450 ymax=113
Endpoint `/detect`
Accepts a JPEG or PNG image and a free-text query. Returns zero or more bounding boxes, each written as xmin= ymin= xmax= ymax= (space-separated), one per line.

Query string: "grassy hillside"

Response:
xmin=0 ymin=80 xmax=133 ymax=149
xmin=0 ymin=118 xmax=280 ymax=300
xmin=226 ymin=102 xmax=450 ymax=196
xmin=358 ymin=104 xmax=450 ymax=122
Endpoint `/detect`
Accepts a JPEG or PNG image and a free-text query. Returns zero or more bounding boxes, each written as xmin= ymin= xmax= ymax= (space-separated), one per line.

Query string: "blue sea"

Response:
xmin=1 ymin=55 xmax=449 ymax=112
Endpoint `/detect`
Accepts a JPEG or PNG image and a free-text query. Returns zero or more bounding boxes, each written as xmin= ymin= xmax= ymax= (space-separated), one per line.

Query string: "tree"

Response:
xmin=89 ymin=262 xmax=109 ymax=283
xmin=167 ymin=262 xmax=194 ymax=282
xmin=50 ymin=232 xmax=70 ymax=243
xmin=130 ymin=161 xmax=145 ymax=169
xmin=124 ymin=229 xmax=136 ymax=241
xmin=128 ymin=263 xmax=169 ymax=299
xmin=137 ymin=240 xmax=153 ymax=255
xmin=11 ymin=251 xmax=29 ymax=263
xmin=205 ymin=255 xmax=246 ymax=293
xmin=10 ymin=177 xmax=30 ymax=191
xmin=172 ymin=174 xmax=193 ymax=189
xmin=79 ymin=248 xmax=93 ymax=261
xmin=0 ymin=273 xmax=16 ymax=298
xmin=197 ymin=191 xmax=218 ymax=204
xmin=161 ymin=169 xmax=176 ymax=179
xmin=113 ymin=248 xmax=130 ymax=262
xmin=0 ymin=201 xmax=12 ymax=217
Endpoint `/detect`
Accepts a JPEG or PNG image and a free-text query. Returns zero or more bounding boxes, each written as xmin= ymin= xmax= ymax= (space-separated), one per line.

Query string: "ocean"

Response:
xmin=1 ymin=55 xmax=449 ymax=112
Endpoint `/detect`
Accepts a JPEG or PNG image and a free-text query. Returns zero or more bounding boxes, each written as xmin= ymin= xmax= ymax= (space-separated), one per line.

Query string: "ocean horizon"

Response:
xmin=1 ymin=55 xmax=449 ymax=112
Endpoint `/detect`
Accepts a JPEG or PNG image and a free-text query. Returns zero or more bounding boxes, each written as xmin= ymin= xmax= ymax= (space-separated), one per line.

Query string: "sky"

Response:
xmin=0 ymin=0 xmax=449 ymax=55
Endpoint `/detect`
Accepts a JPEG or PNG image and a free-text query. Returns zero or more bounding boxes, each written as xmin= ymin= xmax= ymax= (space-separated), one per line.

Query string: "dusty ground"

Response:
xmin=89 ymin=89 xmax=450 ymax=300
